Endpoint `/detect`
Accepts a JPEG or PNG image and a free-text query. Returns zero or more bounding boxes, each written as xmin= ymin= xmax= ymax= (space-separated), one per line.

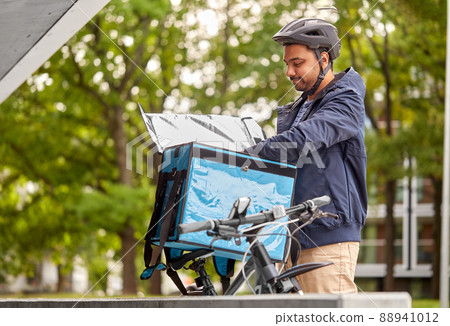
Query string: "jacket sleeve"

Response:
xmin=246 ymin=88 xmax=365 ymax=164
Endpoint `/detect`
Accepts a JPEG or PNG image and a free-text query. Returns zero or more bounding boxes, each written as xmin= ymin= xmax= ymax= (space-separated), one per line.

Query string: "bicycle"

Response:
xmin=171 ymin=195 xmax=338 ymax=296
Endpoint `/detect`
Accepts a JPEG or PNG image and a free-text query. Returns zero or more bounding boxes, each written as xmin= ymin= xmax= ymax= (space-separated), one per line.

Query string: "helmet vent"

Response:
xmin=286 ymin=21 xmax=305 ymax=32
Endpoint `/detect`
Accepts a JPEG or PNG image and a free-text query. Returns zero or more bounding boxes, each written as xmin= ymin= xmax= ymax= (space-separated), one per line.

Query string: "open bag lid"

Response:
xmin=139 ymin=103 xmax=266 ymax=153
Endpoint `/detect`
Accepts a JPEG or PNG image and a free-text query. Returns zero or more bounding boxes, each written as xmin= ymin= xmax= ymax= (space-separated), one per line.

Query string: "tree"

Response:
xmin=335 ymin=0 xmax=445 ymax=294
xmin=0 ymin=85 xmax=96 ymax=290
xmin=0 ymin=0 xmax=170 ymax=295
xmin=38 ymin=0 xmax=177 ymax=294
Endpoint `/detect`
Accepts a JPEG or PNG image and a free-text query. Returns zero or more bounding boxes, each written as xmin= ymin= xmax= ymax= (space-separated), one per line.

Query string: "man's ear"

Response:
xmin=321 ymin=52 xmax=330 ymax=69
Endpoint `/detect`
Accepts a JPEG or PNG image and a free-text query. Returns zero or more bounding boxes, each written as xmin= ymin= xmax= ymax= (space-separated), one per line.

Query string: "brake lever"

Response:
xmin=319 ymin=211 xmax=339 ymax=220
xmin=207 ymin=225 xmax=238 ymax=242
xmin=298 ymin=209 xmax=339 ymax=224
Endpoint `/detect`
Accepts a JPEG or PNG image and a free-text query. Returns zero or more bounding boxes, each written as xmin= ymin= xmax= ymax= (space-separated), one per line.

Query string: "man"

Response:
xmin=246 ymin=18 xmax=367 ymax=293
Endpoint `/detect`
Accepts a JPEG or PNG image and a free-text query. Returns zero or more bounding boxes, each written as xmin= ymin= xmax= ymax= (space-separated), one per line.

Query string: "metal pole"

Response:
xmin=440 ymin=0 xmax=450 ymax=308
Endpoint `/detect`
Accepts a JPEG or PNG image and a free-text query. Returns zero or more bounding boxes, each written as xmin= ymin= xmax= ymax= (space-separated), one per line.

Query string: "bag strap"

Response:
xmin=166 ymin=170 xmax=187 ymax=238
xmin=165 ymin=248 xmax=188 ymax=295
xmin=149 ymin=169 xmax=186 ymax=267
xmin=143 ymin=172 xmax=169 ymax=268
xmin=213 ymin=256 xmax=236 ymax=294
xmin=141 ymin=169 xmax=187 ymax=284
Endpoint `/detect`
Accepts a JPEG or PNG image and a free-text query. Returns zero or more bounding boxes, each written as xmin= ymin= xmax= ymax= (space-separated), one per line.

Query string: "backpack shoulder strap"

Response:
xmin=140 ymin=169 xmax=187 ymax=284
xmin=165 ymin=248 xmax=188 ymax=295
xmin=213 ymin=256 xmax=236 ymax=294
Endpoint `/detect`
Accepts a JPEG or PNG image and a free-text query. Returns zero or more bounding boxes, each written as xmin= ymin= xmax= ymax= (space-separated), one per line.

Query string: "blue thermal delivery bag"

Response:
xmin=149 ymin=142 xmax=296 ymax=261
xmin=139 ymin=107 xmax=296 ymax=262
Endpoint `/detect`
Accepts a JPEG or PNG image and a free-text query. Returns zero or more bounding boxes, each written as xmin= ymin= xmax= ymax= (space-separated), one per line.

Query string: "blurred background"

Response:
xmin=0 ymin=0 xmax=446 ymax=302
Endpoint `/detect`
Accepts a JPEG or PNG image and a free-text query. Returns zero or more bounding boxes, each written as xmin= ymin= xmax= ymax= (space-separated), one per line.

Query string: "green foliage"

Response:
xmin=75 ymin=182 xmax=154 ymax=233
xmin=334 ymin=0 xmax=445 ymax=205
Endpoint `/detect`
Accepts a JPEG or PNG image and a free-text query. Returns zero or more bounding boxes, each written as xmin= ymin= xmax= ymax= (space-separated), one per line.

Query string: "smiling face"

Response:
xmin=283 ymin=44 xmax=323 ymax=93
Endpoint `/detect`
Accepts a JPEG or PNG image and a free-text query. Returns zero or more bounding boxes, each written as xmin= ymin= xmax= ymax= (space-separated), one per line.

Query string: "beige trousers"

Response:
xmin=288 ymin=242 xmax=360 ymax=294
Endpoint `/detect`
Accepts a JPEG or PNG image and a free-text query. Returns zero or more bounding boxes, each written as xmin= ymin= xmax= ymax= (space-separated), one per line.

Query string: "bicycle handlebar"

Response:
xmin=178 ymin=219 xmax=217 ymax=234
xmin=178 ymin=195 xmax=331 ymax=234
xmin=299 ymin=195 xmax=330 ymax=210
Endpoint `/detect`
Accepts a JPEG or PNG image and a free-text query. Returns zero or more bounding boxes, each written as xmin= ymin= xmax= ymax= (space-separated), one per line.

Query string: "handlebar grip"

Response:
xmin=177 ymin=220 xmax=216 ymax=234
xmin=310 ymin=195 xmax=331 ymax=208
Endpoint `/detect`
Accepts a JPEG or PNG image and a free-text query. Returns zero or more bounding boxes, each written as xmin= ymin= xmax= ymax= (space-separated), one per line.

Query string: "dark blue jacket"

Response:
xmin=247 ymin=67 xmax=367 ymax=249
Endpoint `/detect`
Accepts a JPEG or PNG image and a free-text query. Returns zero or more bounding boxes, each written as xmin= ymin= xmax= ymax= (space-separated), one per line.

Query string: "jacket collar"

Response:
xmin=311 ymin=67 xmax=349 ymax=102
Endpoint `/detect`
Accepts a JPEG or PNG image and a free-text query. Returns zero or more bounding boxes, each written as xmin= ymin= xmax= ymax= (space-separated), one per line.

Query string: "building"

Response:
xmin=356 ymin=158 xmax=437 ymax=297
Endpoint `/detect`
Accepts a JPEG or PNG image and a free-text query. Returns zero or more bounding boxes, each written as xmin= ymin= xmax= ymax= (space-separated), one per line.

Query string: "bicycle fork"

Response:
xmin=224 ymin=239 xmax=302 ymax=295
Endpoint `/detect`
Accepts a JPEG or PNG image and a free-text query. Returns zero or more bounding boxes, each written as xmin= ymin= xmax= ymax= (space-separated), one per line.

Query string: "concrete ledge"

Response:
xmin=0 ymin=292 xmax=411 ymax=308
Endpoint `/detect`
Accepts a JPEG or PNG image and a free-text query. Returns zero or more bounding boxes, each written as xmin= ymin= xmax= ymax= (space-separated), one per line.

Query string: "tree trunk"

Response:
xmin=32 ymin=262 xmax=43 ymax=292
xmin=110 ymin=103 xmax=137 ymax=295
xmin=149 ymin=270 xmax=162 ymax=295
xmin=57 ymin=265 xmax=65 ymax=293
xmin=111 ymin=104 xmax=132 ymax=186
xmin=57 ymin=265 xmax=72 ymax=293
xmin=120 ymin=225 xmax=137 ymax=295
xmin=384 ymin=179 xmax=396 ymax=291
xmin=431 ymin=177 xmax=443 ymax=299
xmin=219 ymin=0 xmax=231 ymax=113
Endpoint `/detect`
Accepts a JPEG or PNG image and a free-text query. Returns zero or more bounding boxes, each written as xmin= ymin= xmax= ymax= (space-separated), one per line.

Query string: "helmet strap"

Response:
xmin=303 ymin=49 xmax=332 ymax=98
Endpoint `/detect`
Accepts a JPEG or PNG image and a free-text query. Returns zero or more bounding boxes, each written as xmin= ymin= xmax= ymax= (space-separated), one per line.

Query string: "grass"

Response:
xmin=412 ymin=299 xmax=442 ymax=308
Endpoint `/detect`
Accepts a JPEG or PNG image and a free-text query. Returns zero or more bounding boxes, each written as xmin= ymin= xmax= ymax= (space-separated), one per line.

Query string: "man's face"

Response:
xmin=283 ymin=44 xmax=320 ymax=92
